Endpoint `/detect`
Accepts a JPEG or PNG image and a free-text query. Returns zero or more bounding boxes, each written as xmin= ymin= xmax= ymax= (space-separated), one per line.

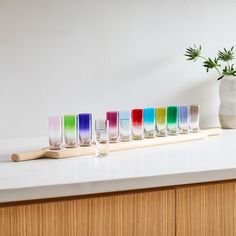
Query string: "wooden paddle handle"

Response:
xmin=11 ymin=150 xmax=48 ymax=162
xmin=205 ymin=128 xmax=222 ymax=136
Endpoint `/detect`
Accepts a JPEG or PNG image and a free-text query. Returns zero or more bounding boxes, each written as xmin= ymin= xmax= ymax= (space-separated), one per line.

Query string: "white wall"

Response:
xmin=1 ymin=0 xmax=235 ymax=138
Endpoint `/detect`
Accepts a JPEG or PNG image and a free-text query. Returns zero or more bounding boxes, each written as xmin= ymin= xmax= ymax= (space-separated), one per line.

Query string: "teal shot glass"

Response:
xmin=144 ymin=108 xmax=155 ymax=138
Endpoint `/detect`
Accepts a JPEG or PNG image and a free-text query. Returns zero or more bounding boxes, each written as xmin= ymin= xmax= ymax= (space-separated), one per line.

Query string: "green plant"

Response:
xmin=185 ymin=45 xmax=236 ymax=80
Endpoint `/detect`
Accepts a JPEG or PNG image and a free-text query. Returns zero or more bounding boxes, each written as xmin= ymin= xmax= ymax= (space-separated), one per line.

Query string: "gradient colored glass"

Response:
xmin=95 ymin=119 xmax=109 ymax=156
xmin=189 ymin=104 xmax=200 ymax=132
xmin=156 ymin=107 xmax=167 ymax=137
xmin=48 ymin=116 xmax=63 ymax=150
xmin=106 ymin=111 xmax=119 ymax=142
xmin=119 ymin=110 xmax=131 ymax=141
xmin=64 ymin=114 xmax=78 ymax=147
xmin=179 ymin=106 xmax=189 ymax=134
xmin=167 ymin=106 xmax=179 ymax=135
xmin=132 ymin=109 xmax=143 ymax=140
xmin=144 ymin=108 xmax=155 ymax=138
xmin=78 ymin=113 xmax=92 ymax=146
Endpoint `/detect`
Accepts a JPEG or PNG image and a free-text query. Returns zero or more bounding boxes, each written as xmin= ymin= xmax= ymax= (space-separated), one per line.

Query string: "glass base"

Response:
xmin=96 ymin=141 xmax=109 ymax=156
xmin=190 ymin=128 xmax=200 ymax=133
xmin=179 ymin=128 xmax=189 ymax=134
xmin=65 ymin=143 xmax=78 ymax=148
xmin=156 ymin=130 xmax=167 ymax=137
xmin=49 ymin=145 xmax=62 ymax=150
xmin=132 ymin=135 xmax=143 ymax=140
xmin=109 ymin=137 xmax=118 ymax=143
xmin=120 ymin=136 xmax=131 ymax=142
xmin=144 ymin=130 xmax=155 ymax=138
xmin=168 ymin=128 xmax=179 ymax=135
xmin=144 ymin=134 xmax=155 ymax=138
xmin=80 ymin=141 xmax=91 ymax=146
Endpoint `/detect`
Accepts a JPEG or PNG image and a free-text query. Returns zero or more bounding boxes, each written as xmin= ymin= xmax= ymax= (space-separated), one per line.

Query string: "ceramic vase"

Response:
xmin=219 ymin=76 xmax=236 ymax=128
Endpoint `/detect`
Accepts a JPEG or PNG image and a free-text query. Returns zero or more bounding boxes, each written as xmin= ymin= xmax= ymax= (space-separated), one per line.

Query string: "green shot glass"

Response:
xmin=167 ymin=106 xmax=179 ymax=135
xmin=156 ymin=107 xmax=167 ymax=137
xmin=64 ymin=114 xmax=78 ymax=147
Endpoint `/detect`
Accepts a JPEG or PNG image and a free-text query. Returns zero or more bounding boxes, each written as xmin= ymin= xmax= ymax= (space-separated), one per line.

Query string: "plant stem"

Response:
xmin=199 ymin=56 xmax=208 ymax=60
xmin=214 ymin=66 xmax=222 ymax=76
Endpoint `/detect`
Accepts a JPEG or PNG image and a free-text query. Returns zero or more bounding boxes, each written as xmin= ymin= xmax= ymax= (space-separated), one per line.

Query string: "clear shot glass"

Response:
xmin=167 ymin=106 xmax=179 ymax=135
xmin=48 ymin=115 xmax=63 ymax=150
xmin=132 ymin=109 xmax=144 ymax=140
xmin=119 ymin=110 xmax=131 ymax=142
xmin=179 ymin=106 xmax=189 ymax=134
xmin=78 ymin=113 xmax=92 ymax=146
xmin=64 ymin=114 xmax=78 ymax=147
xmin=156 ymin=107 xmax=167 ymax=137
xmin=144 ymin=108 xmax=155 ymax=138
xmin=189 ymin=104 xmax=200 ymax=132
xmin=95 ymin=119 xmax=109 ymax=156
xmin=106 ymin=111 xmax=119 ymax=142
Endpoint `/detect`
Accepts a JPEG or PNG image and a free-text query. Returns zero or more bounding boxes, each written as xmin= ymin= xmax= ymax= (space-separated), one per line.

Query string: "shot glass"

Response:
xmin=119 ymin=110 xmax=131 ymax=142
xmin=156 ymin=107 xmax=167 ymax=137
xmin=132 ymin=109 xmax=143 ymax=140
xmin=144 ymin=108 xmax=155 ymax=138
xmin=189 ymin=104 xmax=200 ymax=132
xmin=64 ymin=114 xmax=78 ymax=147
xmin=167 ymin=106 xmax=179 ymax=135
xmin=48 ymin=115 xmax=63 ymax=150
xmin=179 ymin=106 xmax=189 ymax=134
xmin=78 ymin=113 xmax=92 ymax=146
xmin=95 ymin=119 xmax=109 ymax=156
xmin=106 ymin=111 xmax=119 ymax=142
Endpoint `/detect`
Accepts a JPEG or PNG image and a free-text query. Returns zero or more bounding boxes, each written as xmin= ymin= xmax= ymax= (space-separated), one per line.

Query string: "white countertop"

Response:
xmin=0 ymin=130 xmax=235 ymax=203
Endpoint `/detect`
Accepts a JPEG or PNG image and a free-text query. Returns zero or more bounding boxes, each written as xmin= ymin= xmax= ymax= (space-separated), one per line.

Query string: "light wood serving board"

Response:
xmin=11 ymin=128 xmax=222 ymax=162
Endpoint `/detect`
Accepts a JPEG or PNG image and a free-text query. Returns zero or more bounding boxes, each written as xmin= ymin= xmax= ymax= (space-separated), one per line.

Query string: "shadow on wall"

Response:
xmin=167 ymin=77 xmax=220 ymax=128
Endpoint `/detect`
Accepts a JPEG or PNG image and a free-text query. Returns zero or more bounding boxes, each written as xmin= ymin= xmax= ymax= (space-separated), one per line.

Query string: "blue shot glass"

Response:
xmin=179 ymin=106 xmax=189 ymax=134
xmin=119 ymin=110 xmax=131 ymax=142
xmin=78 ymin=113 xmax=92 ymax=146
xmin=144 ymin=108 xmax=155 ymax=138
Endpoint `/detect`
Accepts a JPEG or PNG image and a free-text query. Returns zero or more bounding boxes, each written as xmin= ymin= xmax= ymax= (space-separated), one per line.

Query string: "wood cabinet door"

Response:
xmin=0 ymin=188 xmax=175 ymax=236
xmin=176 ymin=181 xmax=236 ymax=236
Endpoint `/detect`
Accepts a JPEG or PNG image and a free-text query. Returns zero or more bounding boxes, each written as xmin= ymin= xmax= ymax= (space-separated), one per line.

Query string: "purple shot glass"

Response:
xmin=179 ymin=106 xmax=189 ymax=134
xmin=78 ymin=113 xmax=92 ymax=146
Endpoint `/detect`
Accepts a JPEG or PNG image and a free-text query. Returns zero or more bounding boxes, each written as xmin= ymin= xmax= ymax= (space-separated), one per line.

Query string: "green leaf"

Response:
xmin=203 ymin=57 xmax=221 ymax=73
xmin=218 ymin=46 xmax=235 ymax=61
xmin=222 ymin=64 xmax=236 ymax=76
xmin=185 ymin=45 xmax=202 ymax=61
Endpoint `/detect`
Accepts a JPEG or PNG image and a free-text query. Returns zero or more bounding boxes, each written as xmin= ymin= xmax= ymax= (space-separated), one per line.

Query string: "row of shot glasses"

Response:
xmin=49 ymin=105 xmax=199 ymax=156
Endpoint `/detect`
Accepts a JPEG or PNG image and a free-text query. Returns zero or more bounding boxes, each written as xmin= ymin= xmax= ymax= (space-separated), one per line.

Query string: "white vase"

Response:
xmin=219 ymin=75 xmax=236 ymax=128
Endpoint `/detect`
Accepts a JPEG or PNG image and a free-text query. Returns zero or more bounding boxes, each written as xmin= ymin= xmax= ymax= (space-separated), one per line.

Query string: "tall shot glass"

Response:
xmin=48 ymin=115 xmax=63 ymax=150
xmin=106 ymin=111 xmax=119 ymax=142
xmin=119 ymin=110 xmax=131 ymax=142
xmin=132 ymin=109 xmax=144 ymax=140
xmin=179 ymin=106 xmax=189 ymax=134
xmin=78 ymin=113 xmax=92 ymax=146
xmin=64 ymin=114 xmax=78 ymax=148
xmin=156 ymin=107 xmax=167 ymax=137
xmin=167 ymin=106 xmax=179 ymax=135
xmin=144 ymin=108 xmax=155 ymax=138
xmin=189 ymin=104 xmax=200 ymax=132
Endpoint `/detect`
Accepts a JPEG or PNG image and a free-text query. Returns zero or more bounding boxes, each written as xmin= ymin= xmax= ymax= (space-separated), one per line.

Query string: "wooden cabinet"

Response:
xmin=176 ymin=181 xmax=236 ymax=236
xmin=0 ymin=188 xmax=175 ymax=236
xmin=1 ymin=180 xmax=236 ymax=236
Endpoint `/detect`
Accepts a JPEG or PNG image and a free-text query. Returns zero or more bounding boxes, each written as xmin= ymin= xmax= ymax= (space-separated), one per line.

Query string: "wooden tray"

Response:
xmin=11 ymin=128 xmax=222 ymax=162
